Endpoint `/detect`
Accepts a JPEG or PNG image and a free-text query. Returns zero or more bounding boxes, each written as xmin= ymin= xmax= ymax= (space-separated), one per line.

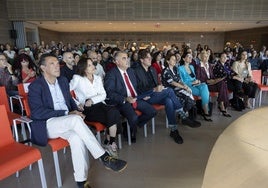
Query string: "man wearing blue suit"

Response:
xmin=28 ymin=53 xmax=127 ymax=188
xmin=104 ymin=51 xmax=157 ymax=142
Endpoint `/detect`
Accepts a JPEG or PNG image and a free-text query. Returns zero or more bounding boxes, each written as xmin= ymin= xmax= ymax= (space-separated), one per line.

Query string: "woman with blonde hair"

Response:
xmin=196 ymin=51 xmax=231 ymax=117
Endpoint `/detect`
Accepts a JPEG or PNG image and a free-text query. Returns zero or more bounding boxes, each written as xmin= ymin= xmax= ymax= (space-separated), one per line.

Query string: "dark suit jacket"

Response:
xmin=133 ymin=64 xmax=158 ymax=94
xmin=195 ymin=63 xmax=215 ymax=83
xmin=60 ymin=64 xmax=77 ymax=82
xmin=28 ymin=76 xmax=78 ymax=146
xmin=104 ymin=67 xmax=138 ymax=106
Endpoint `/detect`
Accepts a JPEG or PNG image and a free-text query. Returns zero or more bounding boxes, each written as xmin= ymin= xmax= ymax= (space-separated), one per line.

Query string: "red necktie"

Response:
xmin=124 ymin=73 xmax=136 ymax=97
xmin=123 ymin=72 xmax=137 ymax=108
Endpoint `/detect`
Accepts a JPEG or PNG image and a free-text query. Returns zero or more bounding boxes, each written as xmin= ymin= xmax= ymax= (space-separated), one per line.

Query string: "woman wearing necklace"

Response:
xmin=178 ymin=52 xmax=212 ymax=121
xmin=70 ymin=58 xmax=121 ymax=158
xmin=196 ymin=51 xmax=231 ymax=117
xmin=231 ymin=50 xmax=258 ymax=108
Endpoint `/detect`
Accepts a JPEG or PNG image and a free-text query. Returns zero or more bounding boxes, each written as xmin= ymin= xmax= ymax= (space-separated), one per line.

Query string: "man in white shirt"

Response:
xmin=28 ymin=53 xmax=127 ymax=188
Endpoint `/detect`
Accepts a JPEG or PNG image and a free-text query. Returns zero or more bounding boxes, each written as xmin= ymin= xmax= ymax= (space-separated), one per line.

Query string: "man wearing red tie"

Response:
xmin=104 ymin=51 xmax=157 ymax=142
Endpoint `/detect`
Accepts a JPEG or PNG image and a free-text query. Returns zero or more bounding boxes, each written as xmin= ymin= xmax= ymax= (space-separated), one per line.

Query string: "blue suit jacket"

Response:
xmin=178 ymin=65 xmax=197 ymax=87
xmin=104 ymin=67 xmax=138 ymax=106
xmin=28 ymin=76 xmax=78 ymax=146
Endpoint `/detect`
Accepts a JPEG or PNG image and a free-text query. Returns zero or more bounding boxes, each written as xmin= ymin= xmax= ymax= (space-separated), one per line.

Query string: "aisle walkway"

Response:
xmin=1 ymin=96 xmax=267 ymax=188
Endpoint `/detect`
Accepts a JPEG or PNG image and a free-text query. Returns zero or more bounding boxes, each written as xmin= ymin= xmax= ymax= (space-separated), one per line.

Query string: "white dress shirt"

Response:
xmin=70 ymin=74 xmax=106 ymax=105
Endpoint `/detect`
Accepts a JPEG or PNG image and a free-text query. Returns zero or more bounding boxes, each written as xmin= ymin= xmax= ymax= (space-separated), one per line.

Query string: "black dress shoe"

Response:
xmin=170 ymin=130 xmax=183 ymax=144
xmin=202 ymin=113 xmax=212 ymax=121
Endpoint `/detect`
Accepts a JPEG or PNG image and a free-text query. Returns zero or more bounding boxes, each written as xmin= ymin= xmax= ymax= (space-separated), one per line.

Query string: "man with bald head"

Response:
xmin=87 ymin=50 xmax=105 ymax=80
xmin=60 ymin=52 xmax=76 ymax=82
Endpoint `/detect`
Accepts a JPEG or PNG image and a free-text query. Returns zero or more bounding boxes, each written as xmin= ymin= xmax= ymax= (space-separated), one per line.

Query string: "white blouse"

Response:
xmin=232 ymin=61 xmax=252 ymax=79
xmin=4 ymin=50 xmax=16 ymax=59
xmin=70 ymin=74 xmax=106 ymax=105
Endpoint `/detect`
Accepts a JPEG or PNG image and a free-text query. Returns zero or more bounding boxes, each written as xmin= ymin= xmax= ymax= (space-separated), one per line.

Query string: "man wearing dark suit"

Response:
xmin=104 ymin=51 xmax=157 ymax=142
xmin=28 ymin=53 xmax=127 ymax=188
xmin=133 ymin=49 xmax=185 ymax=144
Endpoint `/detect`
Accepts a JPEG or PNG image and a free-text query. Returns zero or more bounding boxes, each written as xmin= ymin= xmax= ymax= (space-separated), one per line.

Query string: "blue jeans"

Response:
xmin=146 ymin=88 xmax=182 ymax=125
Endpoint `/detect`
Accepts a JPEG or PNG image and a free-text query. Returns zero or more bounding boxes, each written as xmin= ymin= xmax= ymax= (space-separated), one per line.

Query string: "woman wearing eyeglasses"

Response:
xmin=0 ymin=53 xmax=19 ymax=96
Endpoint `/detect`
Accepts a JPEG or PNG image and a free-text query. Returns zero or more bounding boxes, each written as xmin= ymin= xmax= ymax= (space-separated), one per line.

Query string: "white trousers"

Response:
xmin=46 ymin=114 xmax=105 ymax=182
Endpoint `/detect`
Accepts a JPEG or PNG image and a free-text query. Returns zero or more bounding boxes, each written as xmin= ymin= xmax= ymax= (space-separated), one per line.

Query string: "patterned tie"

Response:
xmin=123 ymin=72 xmax=137 ymax=108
